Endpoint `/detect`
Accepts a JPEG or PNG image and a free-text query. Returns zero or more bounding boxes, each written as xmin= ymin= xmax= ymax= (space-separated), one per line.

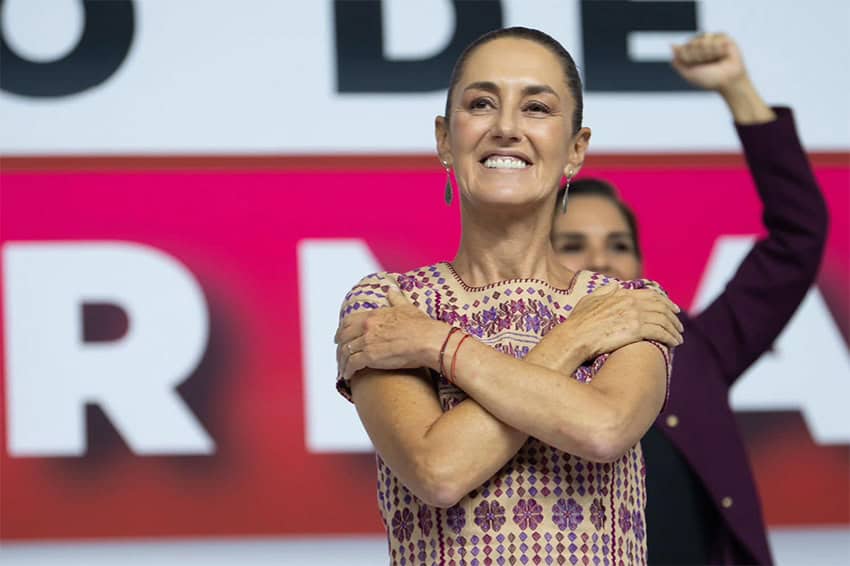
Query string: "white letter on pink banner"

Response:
xmin=3 ymin=241 xmax=214 ymax=456
xmin=298 ymin=239 xmax=378 ymax=453
xmin=692 ymin=235 xmax=850 ymax=444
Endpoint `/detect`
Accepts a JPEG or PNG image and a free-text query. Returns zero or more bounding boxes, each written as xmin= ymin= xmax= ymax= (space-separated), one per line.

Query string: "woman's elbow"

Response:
xmin=558 ymin=409 xmax=633 ymax=463
xmin=419 ymin=485 xmax=465 ymax=509
xmin=412 ymin=458 xmax=468 ymax=509
xmin=586 ymin=436 xmax=631 ymax=463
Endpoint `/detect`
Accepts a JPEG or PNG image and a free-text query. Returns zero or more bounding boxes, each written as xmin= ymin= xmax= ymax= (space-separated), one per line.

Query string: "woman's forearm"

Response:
xmin=720 ymin=77 xmax=776 ymax=124
xmin=351 ymin=304 xmax=668 ymax=504
xmin=442 ymin=328 xmax=667 ymax=462
xmin=412 ymin=323 xmax=591 ymax=505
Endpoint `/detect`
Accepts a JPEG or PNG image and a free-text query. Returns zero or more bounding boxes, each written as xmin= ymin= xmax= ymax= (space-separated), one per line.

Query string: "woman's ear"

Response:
xmin=435 ymin=115 xmax=452 ymax=166
xmin=565 ymin=126 xmax=592 ymax=177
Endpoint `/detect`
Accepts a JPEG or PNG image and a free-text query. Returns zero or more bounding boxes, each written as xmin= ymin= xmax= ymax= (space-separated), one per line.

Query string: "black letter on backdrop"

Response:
xmin=581 ymin=0 xmax=697 ymax=91
xmin=0 ymin=0 xmax=135 ymax=97
xmin=335 ymin=0 xmax=502 ymax=92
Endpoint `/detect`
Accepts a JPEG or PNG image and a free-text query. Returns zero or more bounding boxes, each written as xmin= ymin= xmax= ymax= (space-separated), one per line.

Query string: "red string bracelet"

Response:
xmin=449 ymin=334 xmax=472 ymax=384
xmin=438 ymin=327 xmax=461 ymax=377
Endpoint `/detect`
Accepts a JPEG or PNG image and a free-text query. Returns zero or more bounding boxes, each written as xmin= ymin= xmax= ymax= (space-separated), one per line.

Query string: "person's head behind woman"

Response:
xmin=552 ymin=179 xmax=644 ymax=280
xmin=435 ymin=27 xmax=591 ymax=217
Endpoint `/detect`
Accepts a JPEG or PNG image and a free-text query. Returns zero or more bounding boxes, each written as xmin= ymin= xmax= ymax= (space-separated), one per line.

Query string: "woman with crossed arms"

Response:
xmin=334 ymin=27 xmax=682 ymax=565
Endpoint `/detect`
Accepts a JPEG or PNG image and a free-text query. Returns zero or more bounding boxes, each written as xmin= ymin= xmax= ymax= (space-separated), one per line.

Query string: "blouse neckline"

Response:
xmin=442 ymin=262 xmax=583 ymax=295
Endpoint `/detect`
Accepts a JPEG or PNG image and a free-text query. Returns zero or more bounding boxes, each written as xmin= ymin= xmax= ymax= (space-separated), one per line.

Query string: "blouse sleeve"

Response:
xmin=335 ymin=271 xmax=396 ymax=402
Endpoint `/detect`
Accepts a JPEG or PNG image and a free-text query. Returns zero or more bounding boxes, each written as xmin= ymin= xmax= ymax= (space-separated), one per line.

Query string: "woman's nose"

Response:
xmin=493 ymin=108 xmax=521 ymax=141
xmin=587 ymin=249 xmax=611 ymax=274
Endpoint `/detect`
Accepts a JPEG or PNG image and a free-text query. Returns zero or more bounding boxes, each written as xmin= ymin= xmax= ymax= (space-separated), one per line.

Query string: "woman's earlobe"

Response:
xmin=435 ymin=115 xmax=451 ymax=161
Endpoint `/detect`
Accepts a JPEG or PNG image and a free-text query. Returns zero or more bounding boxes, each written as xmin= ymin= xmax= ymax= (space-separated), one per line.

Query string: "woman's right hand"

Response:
xmin=556 ymin=283 xmax=684 ymax=361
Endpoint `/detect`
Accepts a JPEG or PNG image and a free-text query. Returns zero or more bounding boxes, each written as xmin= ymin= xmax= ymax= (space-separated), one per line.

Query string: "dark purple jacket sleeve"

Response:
xmin=688 ymin=107 xmax=829 ymax=386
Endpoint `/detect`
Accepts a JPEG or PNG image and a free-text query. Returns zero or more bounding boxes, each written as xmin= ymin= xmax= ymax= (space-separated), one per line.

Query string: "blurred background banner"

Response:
xmin=1 ymin=0 xmax=848 ymax=563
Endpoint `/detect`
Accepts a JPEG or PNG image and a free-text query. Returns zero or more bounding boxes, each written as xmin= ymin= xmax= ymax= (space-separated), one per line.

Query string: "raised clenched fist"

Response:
xmin=672 ymin=32 xmax=747 ymax=93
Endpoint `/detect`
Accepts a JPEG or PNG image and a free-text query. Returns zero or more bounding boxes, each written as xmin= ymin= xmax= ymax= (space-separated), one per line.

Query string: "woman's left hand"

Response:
xmin=335 ymin=288 xmax=445 ymax=379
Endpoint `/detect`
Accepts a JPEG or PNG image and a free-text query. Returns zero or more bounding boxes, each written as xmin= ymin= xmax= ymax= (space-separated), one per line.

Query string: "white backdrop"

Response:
xmin=1 ymin=0 xmax=849 ymax=154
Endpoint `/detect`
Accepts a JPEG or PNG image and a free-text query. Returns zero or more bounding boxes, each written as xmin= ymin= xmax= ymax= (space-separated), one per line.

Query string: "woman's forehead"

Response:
xmin=561 ymin=196 xmax=632 ymax=232
xmin=459 ymin=38 xmax=568 ymax=92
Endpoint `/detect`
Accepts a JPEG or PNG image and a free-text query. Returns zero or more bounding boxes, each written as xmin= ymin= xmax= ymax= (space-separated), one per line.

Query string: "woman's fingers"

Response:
xmin=640 ymin=321 xmax=682 ymax=348
xmin=343 ymin=351 xmax=367 ymax=380
xmin=386 ymin=287 xmax=408 ymax=306
xmin=592 ymin=282 xmax=620 ymax=297
xmin=340 ymin=336 xmax=368 ymax=379
xmin=642 ymin=312 xmax=683 ymax=345
xmin=632 ymin=289 xmax=681 ymax=318
xmin=335 ymin=312 xmax=370 ymax=344
xmin=636 ymin=297 xmax=683 ymax=336
xmin=675 ymin=32 xmax=731 ymax=66
xmin=338 ymin=336 xmax=359 ymax=368
xmin=644 ymin=324 xmax=682 ymax=349
xmin=645 ymin=294 xmax=684 ymax=332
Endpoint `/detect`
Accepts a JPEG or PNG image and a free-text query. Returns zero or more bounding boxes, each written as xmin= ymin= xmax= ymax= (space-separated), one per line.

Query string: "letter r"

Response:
xmin=3 ymin=241 xmax=215 ymax=456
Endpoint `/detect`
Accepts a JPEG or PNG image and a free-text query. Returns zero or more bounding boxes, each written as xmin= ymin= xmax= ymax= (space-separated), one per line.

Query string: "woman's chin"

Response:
xmin=467 ymin=194 xmax=547 ymax=211
xmin=463 ymin=183 xmax=548 ymax=207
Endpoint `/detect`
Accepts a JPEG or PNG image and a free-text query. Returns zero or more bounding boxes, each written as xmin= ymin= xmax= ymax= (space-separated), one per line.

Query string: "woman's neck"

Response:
xmin=452 ymin=203 xmax=574 ymax=288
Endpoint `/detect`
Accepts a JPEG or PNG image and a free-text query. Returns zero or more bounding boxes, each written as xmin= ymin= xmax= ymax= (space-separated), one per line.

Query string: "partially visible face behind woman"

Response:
xmin=551 ymin=194 xmax=642 ymax=281
xmin=436 ymin=37 xmax=590 ymax=211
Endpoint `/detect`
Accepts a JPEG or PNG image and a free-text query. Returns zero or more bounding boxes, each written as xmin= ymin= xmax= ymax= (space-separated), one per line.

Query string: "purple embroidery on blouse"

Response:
xmin=446 ymin=504 xmax=466 ymax=534
xmin=474 ymin=500 xmax=507 ymax=533
xmin=590 ymin=498 xmax=606 ymax=531
xmin=392 ymin=508 xmax=414 ymax=542
xmin=632 ymin=510 xmax=645 ymax=542
xmin=512 ymin=498 xmax=544 ymax=530
xmin=553 ymin=498 xmax=584 ymax=531
xmin=418 ymin=505 xmax=433 ymax=536
xmin=618 ymin=503 xmax=632 ymax=533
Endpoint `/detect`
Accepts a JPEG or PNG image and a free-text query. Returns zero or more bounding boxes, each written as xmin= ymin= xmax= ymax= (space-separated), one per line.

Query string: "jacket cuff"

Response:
xmin=734 ymin=106 xmax=804 ymax=164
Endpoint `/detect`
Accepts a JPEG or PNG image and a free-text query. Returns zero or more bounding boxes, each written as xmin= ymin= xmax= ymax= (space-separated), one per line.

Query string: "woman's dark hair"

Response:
xmin=557 ymin=178 xmax=643 ymax=260
xmin=444 ymin=27 xmax=583 ymax=133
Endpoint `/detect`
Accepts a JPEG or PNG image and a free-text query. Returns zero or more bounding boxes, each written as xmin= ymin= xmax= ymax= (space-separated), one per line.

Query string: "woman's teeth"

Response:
xmin=483 ymin=156 xmax=529 ymax=169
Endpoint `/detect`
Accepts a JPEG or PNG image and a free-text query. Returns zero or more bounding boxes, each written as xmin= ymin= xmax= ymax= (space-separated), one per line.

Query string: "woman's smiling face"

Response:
xmin=437 ymin=37 xmax=589 ymax=211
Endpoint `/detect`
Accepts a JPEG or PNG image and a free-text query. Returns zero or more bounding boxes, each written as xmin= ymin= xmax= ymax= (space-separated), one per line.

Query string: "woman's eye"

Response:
xmin=558 ymin=244 xmax=583 ymax=253
xmin=470 ymin=98 xmax=494 ymax=110
xmin=525 ymin=102 xmax=551 ymax=114
xmin=611 ymin=242 xmax=633 ymax=253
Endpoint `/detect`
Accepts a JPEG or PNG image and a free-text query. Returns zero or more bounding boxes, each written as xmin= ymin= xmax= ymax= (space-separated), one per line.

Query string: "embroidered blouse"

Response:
xmin=336 ymin=262 xmax=672 ymax=566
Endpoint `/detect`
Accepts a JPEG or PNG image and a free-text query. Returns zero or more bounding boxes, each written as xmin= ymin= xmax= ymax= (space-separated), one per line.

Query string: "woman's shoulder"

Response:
xmin=580 ymin=271 xmax=669 ymax=297
xmin=340 ymin=263 xmax=447 ymax=314
xmin=345 ymin=262 xmax=447 ymax=292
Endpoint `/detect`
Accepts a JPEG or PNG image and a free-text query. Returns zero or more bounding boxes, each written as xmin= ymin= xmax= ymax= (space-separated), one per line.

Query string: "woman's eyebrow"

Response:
xmin=463 ymin=81 xmax=499 ymax=94
xmin=522 ymin=84 xmax=559 ymax=99
xmin=552 ymin=232 xmax=585 ymax=242
xmin=463 ymin=82 xmax=560 ymax=100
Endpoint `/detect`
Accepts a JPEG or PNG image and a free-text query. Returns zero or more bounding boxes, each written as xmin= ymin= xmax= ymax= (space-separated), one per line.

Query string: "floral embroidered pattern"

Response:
xmin=464 ymin=298 xmax=561 ymax=338
xmin=446 ymin=504 xmax=466 ymax=534
xmin=618 ymin=503 xmax=632 ymax=533
xmin=632 ymin=510 xmax=645 ymax=542
xmin=512 ymin=498 xmax=544 ymax=530
xmin=590 ymin=498 xmax=606 ymax=531
xmin=417 ymin=505 xmax=433 ymax=536
xmin=552 ymin=498 xmax=584 ymax=531
xmin=474 ymin=500 xmax=507 ymax=532
xmin=391 ymin=508 xmax=414 ymax=542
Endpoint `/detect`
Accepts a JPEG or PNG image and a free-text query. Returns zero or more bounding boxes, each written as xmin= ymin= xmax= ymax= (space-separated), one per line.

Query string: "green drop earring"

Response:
xmin=443 ymin=161 xmax=453 ymax=205
xmin=560 ymin=171 xmax=573 ymax=214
